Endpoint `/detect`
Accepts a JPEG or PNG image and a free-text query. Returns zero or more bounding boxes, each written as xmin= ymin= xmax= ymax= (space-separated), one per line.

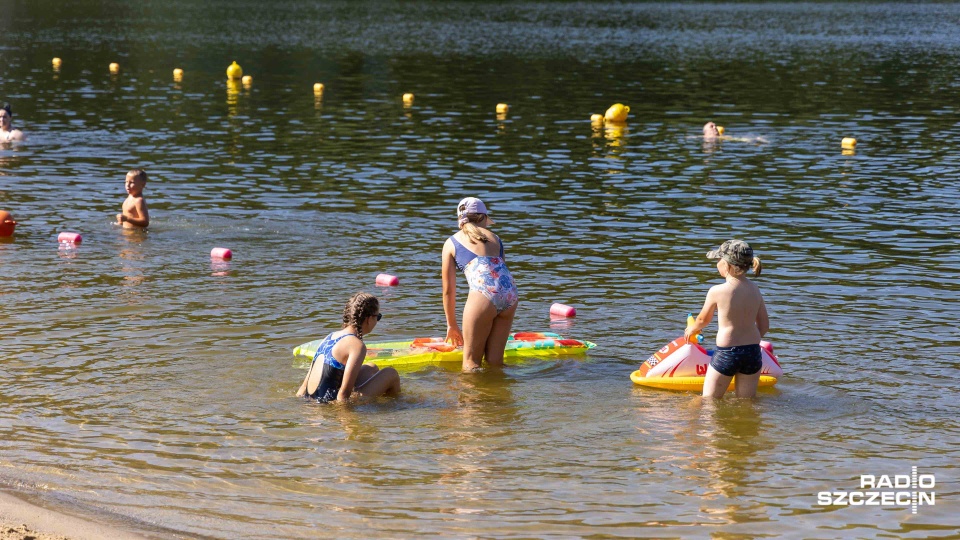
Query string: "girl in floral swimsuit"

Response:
xmin=441 ymin=197 xmax=519 ymax=372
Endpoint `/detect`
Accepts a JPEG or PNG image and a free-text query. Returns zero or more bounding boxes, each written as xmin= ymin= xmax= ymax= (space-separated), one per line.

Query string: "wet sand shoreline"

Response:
xmin=0 ymin=490 xmax=153 ymax=540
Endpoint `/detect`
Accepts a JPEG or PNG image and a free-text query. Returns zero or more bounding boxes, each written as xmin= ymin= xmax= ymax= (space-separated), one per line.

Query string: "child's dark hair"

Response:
xmin=2 ymin=103 xmax=11 ymax=116
xmin=342 ymin=292 xmax=379 ymax=340
xmin=128 ymin=168 xmax=148 ymax=183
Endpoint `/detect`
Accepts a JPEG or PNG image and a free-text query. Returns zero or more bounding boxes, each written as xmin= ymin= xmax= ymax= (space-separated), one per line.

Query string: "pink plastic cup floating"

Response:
xmin=376 ymin=273 xmax=399 ymax=286
xmin=550 ymin=303 xmax=576 ymax=317
xmin=210 ymin=247 xmax=232 ymax=260
xmin=58 ymin=232 xmax=82 ymax=244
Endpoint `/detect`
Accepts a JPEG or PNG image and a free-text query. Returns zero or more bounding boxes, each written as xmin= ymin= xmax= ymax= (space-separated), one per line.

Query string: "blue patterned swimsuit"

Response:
xmin=450 ymin=235 xmax=518 ymax=313
xmin=304 ymin=332 xmax=356 ymax=403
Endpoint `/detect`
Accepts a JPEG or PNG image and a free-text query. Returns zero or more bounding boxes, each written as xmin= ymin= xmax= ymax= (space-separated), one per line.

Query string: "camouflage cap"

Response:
xmin=706 ymin=239 xmax=754 ymax=268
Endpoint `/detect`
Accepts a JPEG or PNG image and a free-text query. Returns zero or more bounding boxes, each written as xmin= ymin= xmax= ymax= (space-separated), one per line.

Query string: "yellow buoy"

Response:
xmin=842 ymin=137 xmax=857 ymax=150
xmin=173 ymin=68 xmax=184 ymax=80
xmin=52 ymin=57 xmax=62 ymax=68
xmin=590 ymin=113 xmax=604 ymax=125
xmin=604 ymin=103 xmax=629 ymax=123
xmin=227 ymin=61 xmax=243 ymax=80
xmin=717 ymin=126 xmax=725 ymax=136
xmin=242 ymin=75 xmax=253 ymax=86
xmin=402 ymin=93 xmax=414 ymax=105
xmin=313 ymin=83 xmax=325 ymax=94
xmin=109 ymin=62 xmax=120 ymax=73
xmin=496 ymin=103 xmax=509 ymax=114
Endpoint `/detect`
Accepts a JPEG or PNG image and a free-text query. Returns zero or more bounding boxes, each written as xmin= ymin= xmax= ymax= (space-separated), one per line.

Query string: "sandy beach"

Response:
xmin=0 ymin=491 xmax=149 ymax=540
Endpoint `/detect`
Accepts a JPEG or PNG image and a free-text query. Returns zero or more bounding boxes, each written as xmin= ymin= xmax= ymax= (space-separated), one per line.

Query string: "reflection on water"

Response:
xmin=226 ymin=79 xmax=241 ymax=118
xmin=0 ymin=0 xmax=958 ymax=538
xmin=682 ymin=399 xmax=773 ymax=527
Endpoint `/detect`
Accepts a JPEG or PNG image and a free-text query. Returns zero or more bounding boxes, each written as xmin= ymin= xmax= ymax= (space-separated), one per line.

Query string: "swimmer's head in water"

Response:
xmin=0 ymin=104 xmax=11 ymax=126
xmin=703 ymin=121 xmax=720 ymax=139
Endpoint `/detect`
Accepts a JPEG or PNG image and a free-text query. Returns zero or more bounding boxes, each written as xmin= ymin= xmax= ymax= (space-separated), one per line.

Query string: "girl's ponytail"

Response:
xmin=752 ymin=256 xmax=762 ymax=277
xmin=458 ymin=210 xmax=490 ymax=244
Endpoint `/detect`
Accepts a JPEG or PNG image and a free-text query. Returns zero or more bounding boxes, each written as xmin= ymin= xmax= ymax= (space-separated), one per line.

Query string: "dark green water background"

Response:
xmin=1 ymin=1 xmax=957 ymax=538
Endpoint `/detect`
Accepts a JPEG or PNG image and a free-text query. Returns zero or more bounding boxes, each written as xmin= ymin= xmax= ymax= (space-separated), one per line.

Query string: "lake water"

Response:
xmin=0 ymin=1 xmax=957 ymax=538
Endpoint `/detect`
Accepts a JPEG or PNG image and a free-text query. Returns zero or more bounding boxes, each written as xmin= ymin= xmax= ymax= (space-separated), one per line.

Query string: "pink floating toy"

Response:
xmin=760 ymin=340 xmax=774 ymax=356
xmin=210 ymin=247 xmax=233 ymax=260
xmin=550 ymin=303 xmax=576 ymax=318
xmin=58 ymin=232 xmax=82 ymax=244
xmin=376 ymin=273 xmax=400 ymax=286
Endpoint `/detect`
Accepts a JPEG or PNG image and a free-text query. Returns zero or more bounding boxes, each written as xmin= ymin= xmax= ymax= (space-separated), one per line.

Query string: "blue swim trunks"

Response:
xmin=710 ymin=344 xmax=762 ymax=377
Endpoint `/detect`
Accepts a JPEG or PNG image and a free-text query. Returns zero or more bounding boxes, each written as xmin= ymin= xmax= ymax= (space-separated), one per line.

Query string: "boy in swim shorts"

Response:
xmin=685 ymin=239 xmax=769 ymax=398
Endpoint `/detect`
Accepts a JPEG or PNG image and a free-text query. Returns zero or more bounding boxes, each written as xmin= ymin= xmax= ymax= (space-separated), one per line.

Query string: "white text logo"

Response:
xmin=817 ymin=466 xmax=935 ymax=514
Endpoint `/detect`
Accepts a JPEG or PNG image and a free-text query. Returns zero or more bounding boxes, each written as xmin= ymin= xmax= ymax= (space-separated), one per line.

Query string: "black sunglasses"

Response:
xmin=375 ymin=313 xmax=382 ymax=321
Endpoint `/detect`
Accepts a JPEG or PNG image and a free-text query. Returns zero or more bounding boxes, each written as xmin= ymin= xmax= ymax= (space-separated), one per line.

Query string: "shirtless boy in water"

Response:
xmin=703 ymin=121 xmax=721 ymax=139
xmin=0 ymin=104 xmax=25 ymax=142
xmin=685 ymin=240 xmax=769 ymax=398
xmin=115 ymin=169 xmax=150 ymax=228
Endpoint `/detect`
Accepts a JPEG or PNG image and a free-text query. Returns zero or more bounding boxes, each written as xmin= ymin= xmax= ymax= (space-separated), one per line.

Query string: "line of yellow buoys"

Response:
xmin=47 ymin=57 xmax=858 ymax=149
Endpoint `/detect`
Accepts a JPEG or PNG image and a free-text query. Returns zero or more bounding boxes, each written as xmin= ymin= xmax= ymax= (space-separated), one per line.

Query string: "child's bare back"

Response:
xmin=708 ymin=277 xmax=765 ymax=347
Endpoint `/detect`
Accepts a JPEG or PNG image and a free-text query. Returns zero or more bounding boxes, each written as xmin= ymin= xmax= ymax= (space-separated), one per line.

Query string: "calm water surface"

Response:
xmin=0 ymin=1 xmax=958 ymax=538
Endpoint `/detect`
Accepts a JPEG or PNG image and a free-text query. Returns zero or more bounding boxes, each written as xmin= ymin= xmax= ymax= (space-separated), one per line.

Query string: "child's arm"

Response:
xmin=295 ymin=373 xmax=309 ymax=397
xmin=685 ymin=287 xmax=717 ymax=343
xmin=337 ymin=342 xmax=367 ymax=402
xmin=441 ymin=240 xmax=463 ymax=346
xmin=120 ymin=198 xmax=150 ymax=227
xmin=295 ymin=360 xmax=317 ymax=397
xmin=756 ymin=294 xmax=769 ymax=337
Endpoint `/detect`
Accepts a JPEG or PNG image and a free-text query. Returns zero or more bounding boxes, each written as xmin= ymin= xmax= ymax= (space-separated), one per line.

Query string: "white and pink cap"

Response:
xmin=457 ymin=197 xmax=494 ymax=226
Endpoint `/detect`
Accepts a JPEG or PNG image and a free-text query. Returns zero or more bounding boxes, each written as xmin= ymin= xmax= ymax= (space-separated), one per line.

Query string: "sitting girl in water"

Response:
xmin=296 ymin=292 xmax=400 ymax=403
xmin=441 ymin=197 xmax=519 ymax=371
xmin=685 ymin=239 xmax=769 ymax=399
